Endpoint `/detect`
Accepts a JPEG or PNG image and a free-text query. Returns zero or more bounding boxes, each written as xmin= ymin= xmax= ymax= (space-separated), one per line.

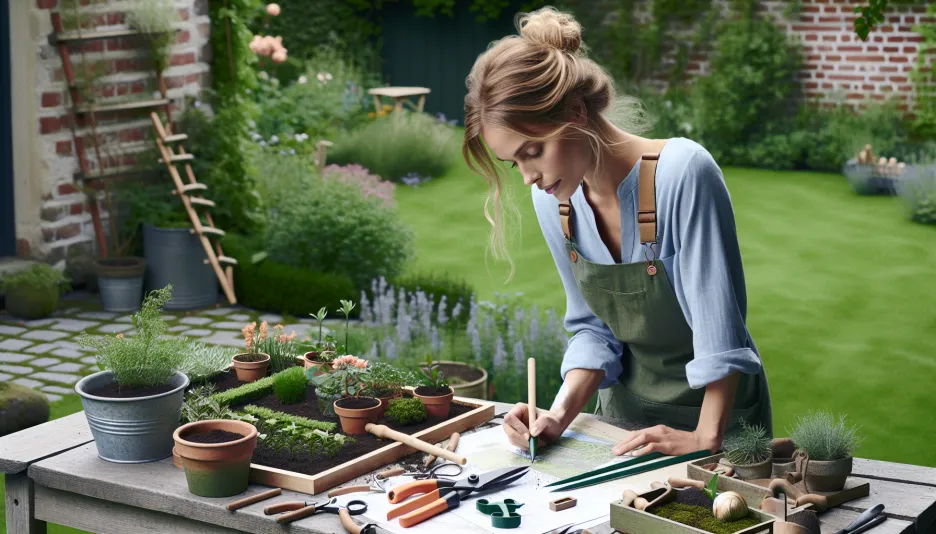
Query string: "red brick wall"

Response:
xmin=30 ymin=0 xmax=211 ymax=264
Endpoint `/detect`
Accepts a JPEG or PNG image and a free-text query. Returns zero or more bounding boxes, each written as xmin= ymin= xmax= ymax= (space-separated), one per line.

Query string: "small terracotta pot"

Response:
xmin=231 ymin=353 xmax=270 ymax=382
xmin=803 ymin=455 xmax=853 ymax=492
xmin=730 ymin=453 xmax=773 ymax=480
xmin=334 ymin=396 xmax=381 ymax=435
xmin=173 ymin=419 xmax=258 ymax=498
xmin=302 ymin=351 xmax=332 ymax=377
xmin=172 ymin=445 xmax=182 ymax=469
xmin=413 ymin=386 xmax=454 ymax=418
xmin=374 ymin=392 xmax=401 ymax=419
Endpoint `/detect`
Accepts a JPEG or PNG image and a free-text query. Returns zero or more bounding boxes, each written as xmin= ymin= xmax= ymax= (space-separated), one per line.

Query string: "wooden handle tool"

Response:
xmin=668 ymin=476 xmax=705 ymax=490
xmin=377 ymin=467 xmax=406 ymax=480
xmin=423 ymin=432 xmax=460 ymax=468
xmin=340 ymin=508 xmax=364 ymax=534
xmin=621 ymin=490 xmax=640 ymax=508
xmin=528 ymin=358 xmax=537 ymax=462
xmin=327 ymin=485 xmax=374 ymax=497
xmin=275 ymin=503 xmax=318 ymax=525
xmin=226 ymin=487 xmax=281 ymax=511
xmin=365 ymin=424 xmax=467 ymax=465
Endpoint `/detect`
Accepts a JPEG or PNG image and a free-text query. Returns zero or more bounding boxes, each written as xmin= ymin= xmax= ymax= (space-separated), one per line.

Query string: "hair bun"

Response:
xmin=518 ymin=7 xmax=582 ymax=54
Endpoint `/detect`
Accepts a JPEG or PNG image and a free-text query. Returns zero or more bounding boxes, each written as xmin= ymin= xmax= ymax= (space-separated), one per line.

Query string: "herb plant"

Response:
xmin=78 ymin=285 xmax=187 ymax=389
xmin=273 ymin=366 xmax=307 ymax=404
xmin=362 ymin=361 xmax=415 ymax=398
xmin=386 ymin=397 xmax=427 ymax=426
xmin=236 ymin=406 xmax=350 ymax=458
xmin=252 ymin=322 xmax=299 ymax=372
xmin=724 ymin=420 xmax=772 ymax=466
xmin=180 ymin=384 xmax=235 ymax=425
xmin=788 ymin=410 xmax=864 ymax=461
xmin=418 ymin=352 xmax=448 ymax=391
xmin=0 ymin=263 xmax=70 ymax=293
xmin=339 ymin=299 xmax=356 ymax=354
xmin=210 ymin=374 xmax=276 ymax=406
xmin=179 ymin=343 xmax=236 ymax=382
xmin=310 ymin=355 xmax=369 ymax=398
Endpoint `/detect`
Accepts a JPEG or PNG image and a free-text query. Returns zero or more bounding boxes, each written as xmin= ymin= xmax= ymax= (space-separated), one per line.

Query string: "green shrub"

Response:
xmin=788 ymin=410 xmax=863 ymax=461
xmin=0 ymin=264 xmax=70 ymax=294
xmin=264 ymin=176 xmax=415 ymax=290
xmin=724 ymin=420 xmax=772 ymax=466
xmin=273 ymin=366 xmax=307 ymax=404
xmin=236 ymin=405 xmax=347 ymax=457
xmin=386 ymin=397 xmax=427 ymax=426
xmin=327 ymin=112 xmax=460 ymax=182
xmin=210 ymin=373 xmax=276 ymax=406
xmin=77 ymin=285 xmax=187 ymax=389
xmin=691 ymin=15 xmax=803 ymax=164
xmin=222 ymin=233 xmax=358 ymax=316
xmin=386 ymin=272 xmax=474 ymax=326
xmin=239 ymin=404 xmax=335 ymax=432
xmin=179 ymin=343 xmax=236 ymax=383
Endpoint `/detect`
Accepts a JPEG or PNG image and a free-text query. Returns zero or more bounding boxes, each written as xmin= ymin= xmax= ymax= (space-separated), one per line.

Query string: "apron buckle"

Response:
xmin=644 ymin=243 xmax=658 ymax=276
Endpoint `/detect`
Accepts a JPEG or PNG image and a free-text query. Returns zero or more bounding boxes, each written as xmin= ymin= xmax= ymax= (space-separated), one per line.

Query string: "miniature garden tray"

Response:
xmin=206 ymin=370 xmax=494 ymax=495
xmin=686 ymin=452 xmax=870 ymax=511
xmin=610 ymin=485 xmax=792 ymax=534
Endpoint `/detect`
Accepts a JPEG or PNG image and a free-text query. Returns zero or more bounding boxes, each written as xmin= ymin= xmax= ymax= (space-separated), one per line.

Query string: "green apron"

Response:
xmin=558 ymin=140 xmax=772 ymax=438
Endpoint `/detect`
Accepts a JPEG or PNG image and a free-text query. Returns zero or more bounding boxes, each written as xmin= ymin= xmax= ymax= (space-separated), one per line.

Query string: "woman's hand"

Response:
xmin=611 ymin=425 xmax=720 ymax=457
xmin=503 ymin=402 xmax=565 ymax=450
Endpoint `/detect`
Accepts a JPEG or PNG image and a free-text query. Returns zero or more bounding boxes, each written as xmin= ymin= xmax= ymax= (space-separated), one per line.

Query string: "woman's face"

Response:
xmin=481 ymin=124 xmax=592 ymax=203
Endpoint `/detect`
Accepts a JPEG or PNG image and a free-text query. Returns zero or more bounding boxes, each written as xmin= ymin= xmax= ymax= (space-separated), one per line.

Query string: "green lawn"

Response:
xmin=395 ymin=156 xmax=936 ymax=468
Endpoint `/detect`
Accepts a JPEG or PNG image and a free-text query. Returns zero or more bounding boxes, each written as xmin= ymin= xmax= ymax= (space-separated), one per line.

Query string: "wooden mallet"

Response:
xmin=365 ymin=424 xmax=467 ymax=465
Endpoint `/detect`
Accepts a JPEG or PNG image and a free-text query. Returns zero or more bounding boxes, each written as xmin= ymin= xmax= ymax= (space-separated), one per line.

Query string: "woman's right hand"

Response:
xmin=503 ymin=402 xmax=566 ymax=450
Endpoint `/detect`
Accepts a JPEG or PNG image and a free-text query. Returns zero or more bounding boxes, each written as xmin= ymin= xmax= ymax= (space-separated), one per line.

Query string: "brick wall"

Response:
xmin=29 ymin=0 xmax=211 ymax=264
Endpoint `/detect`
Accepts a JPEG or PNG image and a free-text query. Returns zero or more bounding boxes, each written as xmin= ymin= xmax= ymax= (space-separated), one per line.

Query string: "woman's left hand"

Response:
xmin=612 ymin=425 xmax=719 ymax=457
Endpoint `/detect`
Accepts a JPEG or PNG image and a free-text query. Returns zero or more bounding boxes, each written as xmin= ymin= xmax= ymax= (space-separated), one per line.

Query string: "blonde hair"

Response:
xmin=463 ymin=6 xmax=652 ymax=281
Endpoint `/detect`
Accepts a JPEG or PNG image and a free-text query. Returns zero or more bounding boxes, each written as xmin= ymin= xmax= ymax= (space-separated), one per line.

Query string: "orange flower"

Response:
xmin=331 ymin=354 xmax=368 ymax=369
xmin=242 ymin=322 xmax=256 ymax=352
xmin=260 ymin=320 xmax=268 ymax=341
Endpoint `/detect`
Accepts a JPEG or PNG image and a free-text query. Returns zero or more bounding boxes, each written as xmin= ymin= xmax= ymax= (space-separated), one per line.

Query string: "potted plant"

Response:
xmin=413 ymin=352 xmax=454 ymax=418
xmin=362 ymin=361 xmax=416 ymax=419
xmin=425 ymin=360 xmax=488 ymax=401
xmin=173 ymin=418 xmax=258 ymax=497
xmin=0 ymin=263 xmax=70 ymax=319
xmin=788 ymin=410 xmax=863 ymax=492
xmin=75 ymin=284 xmax=189 ymax=463
xmin=303 ymin=307 xmax=338 ymax=376
xmin=723 ymin=420 xmax=773 ymax=480
xmin=308 ymin=365 xmax=342 ymax=417
xmin=232 ymin=322 xmax=271 ymax=382
xmin=325 ymin=355 xmax=380 ymax=435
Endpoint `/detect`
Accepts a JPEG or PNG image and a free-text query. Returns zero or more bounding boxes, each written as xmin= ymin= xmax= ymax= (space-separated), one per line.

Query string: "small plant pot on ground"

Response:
xmin=143 ymin=224 xmax=218 ymax=310
xmin=803 ymin=455 xmax=853 ymax=492
xmin=425 ymin=361 xmax=488 ymax=401
xmin=95 ymin=257 xmax=146 ymax=312
xmin=75 ymin=370 xmax=189 ymax=463
xmin=231 ymin=353 xmax=270 ymax=383
xmin=302 ymin=352 xmax=333 ymax=377
xmin=334 ymin=396 xmax=381 ymax=435
xmin=4 ymin=285 xmax=60 ymax=320
xmin=730 ymin=454 xmax=773 ymax=481
xmin=173 ymin=419 xmax=258 ymax=498
xmin=413 ymin=386 xmax=454 ymax=418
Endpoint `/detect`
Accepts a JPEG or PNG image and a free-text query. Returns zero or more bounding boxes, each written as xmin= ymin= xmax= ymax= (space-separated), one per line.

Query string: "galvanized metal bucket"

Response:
xmin=75 ymin=370 xmax=189 ymax=463
xmin=142 ymin=224 xmax=218 ymax=310
xmin=95 ymin=258 xmax=146 ymax=312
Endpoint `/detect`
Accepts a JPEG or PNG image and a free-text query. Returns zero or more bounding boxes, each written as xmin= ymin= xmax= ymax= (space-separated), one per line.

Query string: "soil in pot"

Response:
xmin=649 ymin=488 xmax=762 ymax=534
xmin=334 ymin=396 xmax=381 ymax=434
xmin=185 ymin=429 xmax=245 ymax=444
xmin=232 ymin=353 xmax=270 ymax=382
xmin=86 ymin=382 xmax=177 ymax=399
xmin=336 ymin=397 xmax=380 ymax=410
xmin=205 ymin=371 xmax=473 ymax=477
xmin=415 ymin=385 xmax=453 ymax=397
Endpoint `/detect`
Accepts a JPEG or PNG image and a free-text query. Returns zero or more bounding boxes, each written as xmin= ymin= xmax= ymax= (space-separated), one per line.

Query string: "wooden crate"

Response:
xmin=610 ymin=486 xmax=780 ymax=534
xmin=247 ymin=394 xmax=494 ymax=495
xmin=686 ymin=453 xmax=869 ymax=511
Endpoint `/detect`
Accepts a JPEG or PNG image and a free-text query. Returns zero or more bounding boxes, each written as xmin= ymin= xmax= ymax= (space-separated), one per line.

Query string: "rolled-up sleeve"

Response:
xmin=673 ymin=151 xmax=763 ymax=389
xmin=532 ymin=190 xmax=624 ymax=389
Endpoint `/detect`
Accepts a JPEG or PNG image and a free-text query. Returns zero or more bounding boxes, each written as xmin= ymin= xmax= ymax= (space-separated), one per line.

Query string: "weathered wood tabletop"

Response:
xmin=2 ymin=402 xmax=934 ymax=534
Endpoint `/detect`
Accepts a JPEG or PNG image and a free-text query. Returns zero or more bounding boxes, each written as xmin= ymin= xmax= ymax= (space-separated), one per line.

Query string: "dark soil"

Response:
xmin=233 ymin=353 xmax=268 ymax=363
xmin=184 ymin=429 xmax=245 ymax=444
xmin=87 ymin=381 xmax=176 ymax=399
xmin=336 ymin=397 xmax=380 ymax=409
xmin=674 ymin=487 xmax=715 ymax=508
xmin=415 ymin=385 xmax=452 ymax=397
xmin=205 ymin=368 xmax=475 ymax=477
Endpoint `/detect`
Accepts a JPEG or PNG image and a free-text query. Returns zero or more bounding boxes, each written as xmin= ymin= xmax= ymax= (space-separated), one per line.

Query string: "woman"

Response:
xmin=462 ymin=7 xmax=772 ymax=458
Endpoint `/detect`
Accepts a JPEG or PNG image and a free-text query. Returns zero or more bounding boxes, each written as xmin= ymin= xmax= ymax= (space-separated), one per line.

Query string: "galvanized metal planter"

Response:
xmin=94 ymin=257 xmax=146 ymax=312
xmin=75 ymin=370 xmax=189 ymax=463
xmin=142 ymin=224 xmax=218 ymax=310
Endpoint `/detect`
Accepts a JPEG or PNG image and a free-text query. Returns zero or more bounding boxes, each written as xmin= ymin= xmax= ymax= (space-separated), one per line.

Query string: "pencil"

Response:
xmin=528 ymin=357 xmax=536 ymax=463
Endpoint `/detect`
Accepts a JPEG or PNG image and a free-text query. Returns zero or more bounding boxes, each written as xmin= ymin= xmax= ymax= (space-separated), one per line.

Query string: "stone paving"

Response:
xmin=0 ymin=298 xmax=343 ymax=404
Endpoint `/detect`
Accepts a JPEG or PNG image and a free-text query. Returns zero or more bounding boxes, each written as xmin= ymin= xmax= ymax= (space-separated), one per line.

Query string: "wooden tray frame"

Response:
xmin=247 ymin=393 xmax=494 ymax=495
xmin=610 ymin=486 xmax=788 ymax=534
xmin=686 ymin=452 xmax=870 ymax=511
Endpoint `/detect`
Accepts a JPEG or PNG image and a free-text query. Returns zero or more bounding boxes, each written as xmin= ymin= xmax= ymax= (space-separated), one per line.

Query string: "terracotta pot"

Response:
xmin=413 ymin=386 xmax=454 ymax=418
xmin=374 ymin=392 xmax=401 ymax=419
xmin=333 ymin=396 xmax=381 ymax=435
xmin=730 ymin=453 xmax=773 ymax=480
xmin=231 ymin=353 xmax=270 ymax=382
xmin=422 ymin=361 xmax=488 ymax=400
xmin=302 ymin=351 xmax=333 ymax=377
xmin=173 ymin=419 xmax=258 ymax=498
xmin=172 ymin=445 xmax=182 ymax=469
xmin=803 ymin=455 xmax=853 ymax=492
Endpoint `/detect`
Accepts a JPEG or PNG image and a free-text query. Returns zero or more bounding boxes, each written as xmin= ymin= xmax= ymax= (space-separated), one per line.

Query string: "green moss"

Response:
xmin=651 ymin=503 xmax=763 ymax=534
xmin=386 ymin=397 xmax=427 ymax=425
xmin=273 ymin=366 xmax=307 ymax=404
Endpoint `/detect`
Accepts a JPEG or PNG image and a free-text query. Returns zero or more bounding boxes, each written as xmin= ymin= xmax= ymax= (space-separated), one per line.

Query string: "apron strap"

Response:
xmin=638 ymin=139 xmax=671 ymax=245
xmin=559 ymin=201 xmax=573 ymax=241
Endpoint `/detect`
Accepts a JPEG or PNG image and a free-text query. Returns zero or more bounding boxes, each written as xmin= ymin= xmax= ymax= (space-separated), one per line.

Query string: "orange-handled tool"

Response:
xmin=399 ymin=492 xmax=459 ymax=528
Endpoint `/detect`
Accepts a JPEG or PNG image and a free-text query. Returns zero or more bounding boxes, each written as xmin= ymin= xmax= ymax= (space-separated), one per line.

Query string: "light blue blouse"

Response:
xmin=531 ymin=137 xmax=764 ymax=391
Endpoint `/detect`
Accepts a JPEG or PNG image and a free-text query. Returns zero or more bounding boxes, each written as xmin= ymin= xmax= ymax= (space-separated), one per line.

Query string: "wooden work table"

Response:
xmin=1 ymin=402 xmax=933 ymax=533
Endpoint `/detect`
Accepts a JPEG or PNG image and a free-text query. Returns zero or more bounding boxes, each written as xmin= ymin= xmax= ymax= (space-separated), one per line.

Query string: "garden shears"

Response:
xmin=385 ymin=466 xmax=530 ymax=528
xmin=327 ymin=461 xmax=464 ymax=498
xmin=264 ymin=496 xmax=367 ymax=526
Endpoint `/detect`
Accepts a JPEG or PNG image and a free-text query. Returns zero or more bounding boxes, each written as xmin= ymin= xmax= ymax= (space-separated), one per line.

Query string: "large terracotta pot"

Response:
xmin=413 ymin=386 xmax=454 ymax=418
xmin=173 ymin=419 xmax=258 ymax=498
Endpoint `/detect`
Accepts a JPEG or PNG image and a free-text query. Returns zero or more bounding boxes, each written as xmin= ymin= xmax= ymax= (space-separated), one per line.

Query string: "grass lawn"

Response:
xmin=394 ymin=156 xmax=936 ymax=468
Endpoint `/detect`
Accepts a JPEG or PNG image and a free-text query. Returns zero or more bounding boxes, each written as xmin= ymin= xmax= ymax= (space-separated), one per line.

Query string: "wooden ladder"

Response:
xmin=150 ymin=112 xmax=238 ymax=305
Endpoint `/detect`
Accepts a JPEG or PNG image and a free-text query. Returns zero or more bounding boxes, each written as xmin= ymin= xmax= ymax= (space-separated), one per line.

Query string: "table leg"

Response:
xmin=5 ymin=473 xmax=47 ymax=534
xmin=373 ymin=95 xmax=382 ymax=114
xmin=417 ymin=94 xmax=426 ymax=112
xmin=394 ymin=97 xmax=404 ymax=113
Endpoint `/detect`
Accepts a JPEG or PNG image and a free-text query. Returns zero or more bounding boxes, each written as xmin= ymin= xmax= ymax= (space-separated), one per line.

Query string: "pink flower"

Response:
xmin=272 ymin=48 xmax=287 ymax=63
xmin=266 ymin=3 xmax=281 ymax=16
xmin=331 ymin=355 xmax=368 ymax=369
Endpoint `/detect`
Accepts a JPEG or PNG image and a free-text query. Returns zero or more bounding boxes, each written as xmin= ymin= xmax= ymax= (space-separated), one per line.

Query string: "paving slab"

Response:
xmin=25 ymin=343 xmax=59 ymax=354
xmin=32 ymin=371 xmax=83 ymax=385
xmin=0 ymin=325 xmax=26 ymax=335
xmin=200 ymin=307 xmax=235 ymax=316
xmin=48 ymin=362 xmax=84 ymax=373
xmin=179 ymin=316 xmax=212 ymax=326
xmin=77 ymin=311 xmax=119 ymax=320
xmin=44 ymin=393 xmax=63 ymax=402
xmin=0 ymin=372 xmax=12 ymax=381
xmin=181 ymin=329 xmax=212 ymax=337
xmin=51 ymin=319 xmax=100 ymax=332
xmin=211 ymin=321 xmax=248 ymax=330
xmin=12 ymin=377 xmax=42 ymax=388
xmin=21 ymin=330 xmax=69 ymax=341
xmin=0 ymin=352 xmax=31 ymax=363
xmin=41 ymin=385 xmax=77 ymax=395
xmin=199 ymin=331 xmax=244 ymax=348
xmin=0 ymin=363 xmax=34 ymax=374
xmin=30 ymin=357 xmax=61 ymax=367
xmin=227 ymin=313 xmax=251 ymax=321
xmin=51 ymin=347 xmax=85 ymax=359
xmin=0 ymin=339 xmax=33 ymax=351
xmin=97 ymin=323 xmax=135 ymax=334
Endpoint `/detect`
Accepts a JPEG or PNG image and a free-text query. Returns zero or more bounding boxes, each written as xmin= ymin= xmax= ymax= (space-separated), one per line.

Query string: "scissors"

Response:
xmin=264 ymin=496 xmax=367 ymax=525
xmin=376 ymin=461 xmax=464 ymax=481
xmin=386 ymin=466 xmax=530 ymax=528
